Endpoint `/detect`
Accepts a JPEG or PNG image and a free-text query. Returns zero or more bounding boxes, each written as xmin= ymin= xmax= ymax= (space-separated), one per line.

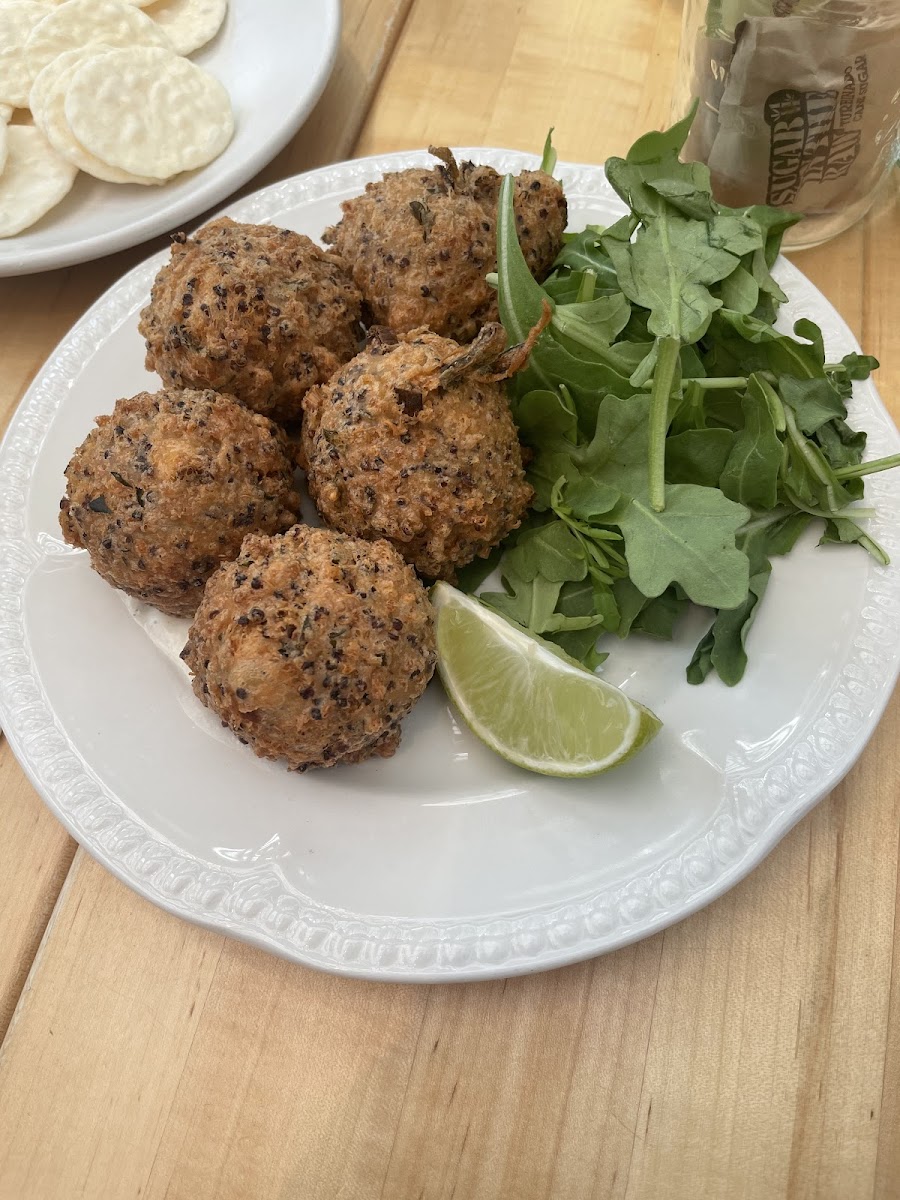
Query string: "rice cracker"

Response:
xmin=142 ymin=0 xmax=226 ymax=56
xmin=65 ymin=45 xmax=232 ymax=180
xmin=24 ymin=0 xmax=172 ymax=82
xmin=0 ymin=123 xmax=77 ymax=235
xmin=0 ymin=1 xmax=51 ymax=108
xmin=31 ymin=45 xmax=160 ymax=183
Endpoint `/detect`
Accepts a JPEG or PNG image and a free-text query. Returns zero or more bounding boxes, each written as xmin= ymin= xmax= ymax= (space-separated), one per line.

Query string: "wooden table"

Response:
xmin=1 ymin=2 xmax=898 ymax=1196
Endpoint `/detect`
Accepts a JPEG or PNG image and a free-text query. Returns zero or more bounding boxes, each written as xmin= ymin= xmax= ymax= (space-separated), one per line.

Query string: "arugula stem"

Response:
xmin=783 ymin=405 xmax=845 ymax=511
xmin=858 ymin=533 xmax=890 ymax=566
xmin=692 ymin=376 xmax=747 ymax=390
xmin=738 ymin=506 xmax=795 ymax=537
xmin=755 ymin=374 xmax=786 ymax=433
xmin=783 ymin=487 xmax=875 ymax=520
xmin=575 ymin=270 xmax=597 ymax=303
xmin=648 ymin=336 xmax=681 ymax=512
xmin=834 ymin=452 xmax=900 ymax=480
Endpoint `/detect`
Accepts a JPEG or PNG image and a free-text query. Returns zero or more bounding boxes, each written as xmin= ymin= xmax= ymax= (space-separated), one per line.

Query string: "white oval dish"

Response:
xmin=0 ymin=0 xmax=340 ymax=276
xmin=1 ymin=149 xmax=899 ymax=981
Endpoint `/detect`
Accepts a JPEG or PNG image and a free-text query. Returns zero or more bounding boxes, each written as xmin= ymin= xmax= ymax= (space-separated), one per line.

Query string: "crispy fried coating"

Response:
xmin=323 ymin=150 xmax=567 ymax=342
xmin=59 ymin=389 xmax=301 ymax=618
xmin=301 ymin=326 xmax=533 ymax=580
xmin=139 ymin=218 xmax=364 ymax=424
xmin=182 ymin=525 xmax=436 ymax=770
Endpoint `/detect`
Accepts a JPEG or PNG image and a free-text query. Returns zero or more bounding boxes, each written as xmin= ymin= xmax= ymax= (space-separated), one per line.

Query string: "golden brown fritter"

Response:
xmin=182 ymin=525 xmax=436 ymax=770
xmin=323 ymin=149 xmax=567 ymax=342
xmin=59 ymin=388 xmax=301 ymax=618
xmin=478 ymin=166 xmax=568 ymax=282
xmin=139 ymin=218 xmax=364 ymax=424
xmin=301 ymin=325 xmax=534 ymax=580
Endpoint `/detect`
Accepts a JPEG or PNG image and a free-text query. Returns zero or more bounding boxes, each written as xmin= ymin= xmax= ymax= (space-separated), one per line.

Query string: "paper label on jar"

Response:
xmin=688 ymin=13 xmax=900 ymax=216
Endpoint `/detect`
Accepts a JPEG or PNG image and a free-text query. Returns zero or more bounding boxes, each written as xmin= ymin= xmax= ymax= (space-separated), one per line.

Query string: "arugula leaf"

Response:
xmin=481 ymin=569 xmax=606 ymax=647
xmin=515 ymin=388 xmax=578 ymax=446
xmin=481 ymin=571 xmax=563 ymax=632
xmin=819 ymin=517 xmax=890 ymax=566
xmin=686 ymin=630 xmax=715 ymax=685
xmin=710 ymin=312 xmax=826 ymax=379
xmin=528 ymin=450 xmax=581 ymax=509
xmin=780 ymin=404 xmax=860 ymax=516
xmin=686 ymin=525 xmax=772 ymax=686
xmin=574 ymin=393 xmax=653 ymax=494
xmin=687 ymin=569 xmax=770 ymax=685
xmin=496 ymin=179 xmax=638 ymax=423
xmin=545 ymin=578 xmax=615 ymax=668
xmin=706 ymin=210 xmax=765 ymax=257
xmin=779 ymin=375 xmax=847 ymax=435
xmin=548 ymin=629 xmax=608 ymax=670
xmin=600 ymin=168 xmax=746 ymax=512
xmin=606 ymin=104 xmax=725 ymax=226
xmin=602 ymin=213 xmax=738 ymax=343
xmin=611 ymin=483 xmax=750 ymax=608
xmin=455 ymin=544 xmax=506 ymax=594
xmin=578 ymin=580 xmax=619 ymax=638
xmin=679 ymin=343 xmax=707 ymax=380
xmin=836 ymin=351 xmax=880 ymax=381
xmin=504 ymin=519 xmax=587 ymax=583
xmin=745 ymin=204 xmax=801 ymax=308
xmin=717 ymin=264 xmax=759 ymax=315
xmin=535 ymin=392 xmax=750 ymax=607
xmin=550 ymin=293 xmax=632 ymax=349
xmin=747 ymin=204 xmax=802 ymax=263
xmin=825 ymin=351 xmax=880 ymax=400
xmin=555 ymin=577 xmax=618 ymax=629
xmin=540 ymin=128 xmax=557 ymax=176
xmin=560 ymin=472 xmax=621 ymax=520
xmin=495 ymin=174 xmax=554 ymax=359
xmin=606 ymin=156 xmax=717 ymax=223
xmin=550 ymin=225 xmax=619 ymax=284
xmin=645 ymin=175 xmax=720 ymax=222
xmin=612 ymin=577 xmax=651 ymax=638
xmin=719 ymin=375 xmax=782 ymax=509
xmin=815 ymin=418 xmax=867 ymax=472
xmin=625 ymin=103 xmax=697 ymax=163
xmin=665 ymin=428 xmax=735 ymax=487
xmin=765 ymin=511 xmax=812 ymax=556
xmin=632 ymin=587 xmax=690 ymax=639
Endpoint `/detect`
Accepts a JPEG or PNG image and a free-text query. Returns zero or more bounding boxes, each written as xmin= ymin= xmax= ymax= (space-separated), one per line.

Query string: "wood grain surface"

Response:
xmin=1 ymin=1 xmax=899 ymax=1197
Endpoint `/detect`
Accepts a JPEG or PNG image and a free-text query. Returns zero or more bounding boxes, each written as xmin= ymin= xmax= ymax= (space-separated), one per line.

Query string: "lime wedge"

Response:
xmin=432 ymin=582 xmax=661 ymax=777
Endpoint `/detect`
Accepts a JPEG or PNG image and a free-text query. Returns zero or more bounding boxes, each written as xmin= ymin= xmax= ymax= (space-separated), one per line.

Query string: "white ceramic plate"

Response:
xmin=2 ymin=150 xmax=899 ymax=982
xmin=0 ymin=0 xmax=340 ymax=276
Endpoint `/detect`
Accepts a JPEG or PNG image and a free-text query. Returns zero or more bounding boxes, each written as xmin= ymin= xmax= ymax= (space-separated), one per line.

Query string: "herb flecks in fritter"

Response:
xmin=139 ymin=218 xmax=363 ymax=424
xmin=323 ymin=148 xmax=566 ymax=342
xmin=301 ymin=323 xmax=535 ymax=581
xmin=182 ymin=525 xmax=436 ymax=770
xmin=59 ymin=388 xmax=301 ymax=617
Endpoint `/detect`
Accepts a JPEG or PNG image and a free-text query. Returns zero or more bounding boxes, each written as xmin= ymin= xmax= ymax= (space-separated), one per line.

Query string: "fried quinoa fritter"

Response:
xmin=139 ymin=218 xmax=364 ymax=424
xmin=182 ymin=526 xmax=436 ymax=770
xmin=323 ymin=148 xmax=566 ymax=342
xmin=59 ymin=388 xmax=300 ymax=618
xmin=301 ymin=324 xmax=534 ymax=580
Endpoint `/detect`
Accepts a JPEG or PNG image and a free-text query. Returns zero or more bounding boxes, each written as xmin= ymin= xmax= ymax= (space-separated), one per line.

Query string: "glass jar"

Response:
xmin=673 ymin=0 xmax=900 ymax=249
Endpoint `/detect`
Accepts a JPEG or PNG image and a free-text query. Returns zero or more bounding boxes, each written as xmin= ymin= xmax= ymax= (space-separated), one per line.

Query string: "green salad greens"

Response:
xmin=459 ymin=109 xmax=898 ymax=686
